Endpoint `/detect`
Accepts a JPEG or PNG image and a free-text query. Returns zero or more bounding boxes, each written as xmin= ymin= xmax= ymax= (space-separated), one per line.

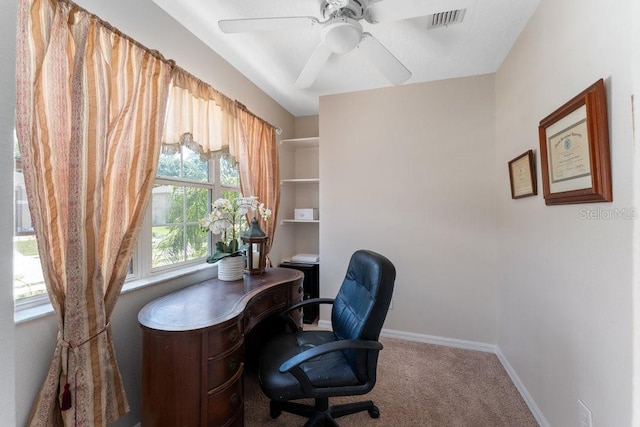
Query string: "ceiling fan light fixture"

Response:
xmin=321 ymin=18 xmax=363 ymax=54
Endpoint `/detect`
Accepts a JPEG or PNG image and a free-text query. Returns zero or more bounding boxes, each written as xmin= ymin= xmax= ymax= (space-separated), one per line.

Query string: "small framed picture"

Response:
xmin=508 ymin=150 xmax=537 ymax=199
xmin=538 ymin=79 xmax=612 ymax=205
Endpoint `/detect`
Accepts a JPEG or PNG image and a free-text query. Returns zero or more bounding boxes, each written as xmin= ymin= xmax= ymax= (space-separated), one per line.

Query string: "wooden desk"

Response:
xmin=138 ymin=268 xmax=304 ymax=426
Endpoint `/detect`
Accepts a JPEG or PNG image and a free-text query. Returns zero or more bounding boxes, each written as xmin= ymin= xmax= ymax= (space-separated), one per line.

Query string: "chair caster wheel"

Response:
xmin=368 ymin=406 xmax=380 ymax=418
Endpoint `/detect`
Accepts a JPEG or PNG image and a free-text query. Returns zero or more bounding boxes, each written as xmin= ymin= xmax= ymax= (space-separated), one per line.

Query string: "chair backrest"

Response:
xmin=331 ymin=250 xmax=396 ymax=379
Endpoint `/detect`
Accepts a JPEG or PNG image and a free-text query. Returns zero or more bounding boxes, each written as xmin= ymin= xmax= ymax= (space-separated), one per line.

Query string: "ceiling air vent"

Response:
xmin=427 ymin=9 xmax=466 ymax=29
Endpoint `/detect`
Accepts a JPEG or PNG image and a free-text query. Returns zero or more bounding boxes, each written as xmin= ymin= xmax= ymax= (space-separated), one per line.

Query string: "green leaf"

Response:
xmin=207 ymin=250 xmax=242 ymax=263
xmin=215 ymin=241 xmax=227 ymax=253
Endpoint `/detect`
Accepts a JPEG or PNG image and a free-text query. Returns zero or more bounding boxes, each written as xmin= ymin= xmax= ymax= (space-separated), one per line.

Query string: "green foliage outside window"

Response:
xmin=152 ymin=186 xmax=209 ymax=266
xmin=152 ymin=149 xmax=241 ymax=268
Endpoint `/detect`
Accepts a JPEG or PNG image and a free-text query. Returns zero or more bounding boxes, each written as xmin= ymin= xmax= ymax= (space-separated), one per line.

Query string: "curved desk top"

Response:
xmin=138 ymin=267 xmax=304 ymax=332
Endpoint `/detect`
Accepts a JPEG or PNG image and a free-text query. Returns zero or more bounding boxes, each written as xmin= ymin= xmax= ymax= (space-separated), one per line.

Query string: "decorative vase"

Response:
xmin=217 ymin=256 xmax=245 ymax=281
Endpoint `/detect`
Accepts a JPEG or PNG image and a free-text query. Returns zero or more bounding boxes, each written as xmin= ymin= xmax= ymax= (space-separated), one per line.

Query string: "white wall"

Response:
xmin=319 ymin=0 xmax=636 ymax=424
xmin=633 ymin=0 xmax=640 ymax=424
xmin=495 ymin=0 xmax=634 ymax=425
xmin=294 ymin=116 xmax=319 ymax=139
xmin=319 ymin=75 xmax=499 ymax=344
xmin=0 ymin=0 xmax=17 ymax=424
xmin=8 ymin=1 xmax=295 ymax=426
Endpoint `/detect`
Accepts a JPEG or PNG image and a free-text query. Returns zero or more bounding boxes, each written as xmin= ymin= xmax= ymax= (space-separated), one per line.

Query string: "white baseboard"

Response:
xmin=379 ymin=327 xmax=498 ymax=353
xmin=318 ymin=320 xmax=547 ymax=426
xmin=494 ymin=348 xmax=550 ymax=427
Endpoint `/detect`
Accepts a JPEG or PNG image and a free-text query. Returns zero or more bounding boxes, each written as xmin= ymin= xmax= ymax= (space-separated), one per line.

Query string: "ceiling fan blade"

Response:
xmin=366 ymin=0 xmax=471 ymax=23
xmin=358 ymin=33 xmax=411 ymax=85
xmin=219 ymin=16 xmax=318 ymax=33
xmin=295 ymin=43 xmax=332 ymax=89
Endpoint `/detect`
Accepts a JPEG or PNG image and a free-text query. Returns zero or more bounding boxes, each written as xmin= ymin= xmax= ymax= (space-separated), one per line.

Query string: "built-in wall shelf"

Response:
xmin=281 ymin=178 xmax=320 ymax=185
xmin=279 ymin=134 xmax=319 ymax=260
xmin=280 ymin=219 xmax=320 ymax=225
xmin=280 ymin=137 xmax=319 ymax=148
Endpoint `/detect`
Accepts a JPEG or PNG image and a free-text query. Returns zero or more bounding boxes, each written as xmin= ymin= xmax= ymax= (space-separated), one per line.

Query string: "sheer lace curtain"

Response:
xmin=162 ymin=68 xmax=238 ymax=159
xmin=163 ymin=73 xmax=281 ymax=257
xmin=16 ymin=0 xmax=172 ymax=425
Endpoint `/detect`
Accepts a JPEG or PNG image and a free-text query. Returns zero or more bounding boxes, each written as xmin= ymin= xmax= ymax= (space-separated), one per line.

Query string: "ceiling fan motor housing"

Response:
xmin=321 ymin=17 xmax=363 ymax=54
xmin=321 ymin=0 xmax=367 ymax=20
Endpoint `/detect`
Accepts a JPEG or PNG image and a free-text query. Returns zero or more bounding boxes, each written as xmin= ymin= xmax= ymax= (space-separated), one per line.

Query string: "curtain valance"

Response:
xmin=163 ymin=68 xmax=238 ymax=160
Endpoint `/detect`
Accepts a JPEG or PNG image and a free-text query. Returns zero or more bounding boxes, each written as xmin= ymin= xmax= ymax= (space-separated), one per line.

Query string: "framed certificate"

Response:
xmin=508 ymin=150 xmax=537 ymax=199
xmin=538 ymin=79 xmax=612 ymax=205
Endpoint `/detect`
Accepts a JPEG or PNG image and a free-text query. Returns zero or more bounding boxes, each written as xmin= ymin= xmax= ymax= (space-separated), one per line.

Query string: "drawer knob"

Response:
xmin=228 ymin=357 xmax=238 ymax=372
xmin=229 ymin=329 xmax=238 ymax=343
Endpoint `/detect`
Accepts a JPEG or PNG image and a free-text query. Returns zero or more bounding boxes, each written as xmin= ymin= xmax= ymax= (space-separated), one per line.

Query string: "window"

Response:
xmin=135 ymin=146 xmax=243 ymax=278
xmin=148 ymin=146 xmax=241 ymax=271
xmin=13 ymin=141 xmax=242 ymax=302
xmin=14 ymin=136 xmax=45 ymax=300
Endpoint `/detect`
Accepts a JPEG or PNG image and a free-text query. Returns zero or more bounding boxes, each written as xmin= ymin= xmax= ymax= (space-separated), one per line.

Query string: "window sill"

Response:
xmin=14 ymin=262 xmax=217 ymax=324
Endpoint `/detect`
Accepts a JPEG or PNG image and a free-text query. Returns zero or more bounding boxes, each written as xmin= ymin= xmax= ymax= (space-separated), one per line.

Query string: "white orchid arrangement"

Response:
xmin=199 ymin=196 xmax=272 ymax=263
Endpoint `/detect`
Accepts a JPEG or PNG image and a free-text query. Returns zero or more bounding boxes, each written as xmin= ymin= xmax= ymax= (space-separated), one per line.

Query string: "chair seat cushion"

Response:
xmin=259 ymin=330 xmax=361 ymax=401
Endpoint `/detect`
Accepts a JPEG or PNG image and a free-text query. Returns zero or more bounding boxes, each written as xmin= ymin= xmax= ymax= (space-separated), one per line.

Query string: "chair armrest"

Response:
xmin=278 ymin=298 xmax=335 ymax=331
xmin=279 ymin=339 xmax=383 ymax=373
xmin=282 ymin=297 xmax=335 ymax=315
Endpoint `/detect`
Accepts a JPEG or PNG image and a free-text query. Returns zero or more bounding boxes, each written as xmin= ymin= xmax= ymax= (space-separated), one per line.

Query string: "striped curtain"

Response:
xmin=15 ymin=0 xmax=172 ymax=425
xmin=235 ymin=104 xmax=280 ymax=260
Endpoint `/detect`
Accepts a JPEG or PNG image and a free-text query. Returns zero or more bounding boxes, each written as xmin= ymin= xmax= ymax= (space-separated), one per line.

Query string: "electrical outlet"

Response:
xmin=578 ymin=399 xmax=592 ymax=427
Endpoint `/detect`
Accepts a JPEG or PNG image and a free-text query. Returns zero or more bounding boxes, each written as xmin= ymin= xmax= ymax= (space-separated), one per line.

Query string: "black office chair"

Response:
xmin=259 ymin=249 xmax=396 ymax=426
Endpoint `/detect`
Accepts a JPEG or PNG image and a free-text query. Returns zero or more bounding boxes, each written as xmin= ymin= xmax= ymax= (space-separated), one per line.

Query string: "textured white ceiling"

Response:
xmin=152 ymin=0 xmax=540 ymax=117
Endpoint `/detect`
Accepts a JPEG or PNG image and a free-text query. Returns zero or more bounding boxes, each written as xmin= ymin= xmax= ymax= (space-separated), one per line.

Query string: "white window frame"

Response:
xmin=125 ymin=152 xmax=241 ymax=282
xmin=15 ymin=151 xmax=241 ymax=322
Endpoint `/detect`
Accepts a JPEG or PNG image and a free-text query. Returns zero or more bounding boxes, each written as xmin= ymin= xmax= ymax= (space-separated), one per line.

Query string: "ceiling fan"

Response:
xmin=218 ymin=0 xmax=467 ymax=89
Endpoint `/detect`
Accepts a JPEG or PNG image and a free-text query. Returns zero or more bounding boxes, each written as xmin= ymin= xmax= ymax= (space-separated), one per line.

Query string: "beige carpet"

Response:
xmin=244 ymin=336 xmax=538 ymax=426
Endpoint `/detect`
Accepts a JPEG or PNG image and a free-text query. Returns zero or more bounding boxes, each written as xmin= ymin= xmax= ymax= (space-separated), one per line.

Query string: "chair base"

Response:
xmin=270 ymin=397 xmax=380 ymax=427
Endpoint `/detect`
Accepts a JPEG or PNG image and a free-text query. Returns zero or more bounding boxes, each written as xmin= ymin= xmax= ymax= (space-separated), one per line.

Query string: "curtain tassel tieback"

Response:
xmin=57 ymin=323 xmax=111 ymax=411
xmin=60 ymin=384 xmax=72 ymax=411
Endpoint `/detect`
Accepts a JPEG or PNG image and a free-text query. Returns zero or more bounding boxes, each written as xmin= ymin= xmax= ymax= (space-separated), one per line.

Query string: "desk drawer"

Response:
xmin=207 ymin=368 xmax=243 ymax=426
xmin=245 ymin=287 xmax=288 ymax=331
xmin=207 ymin=343 xmax=243 ymax=390
xmin=207 ymin=319 xmax=242 ymax=358
xmin=291 ymin=282 xmax=304 ymax=302
xmin=288 ymin=282 xmax=304 ymax=329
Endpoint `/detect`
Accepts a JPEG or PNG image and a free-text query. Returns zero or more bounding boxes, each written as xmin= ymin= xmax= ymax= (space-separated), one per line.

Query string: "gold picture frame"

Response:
xmin=538 ymin=79 xmax=612 ymax=205
xmin=508 ymin=150 xmax=537 ymax=199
